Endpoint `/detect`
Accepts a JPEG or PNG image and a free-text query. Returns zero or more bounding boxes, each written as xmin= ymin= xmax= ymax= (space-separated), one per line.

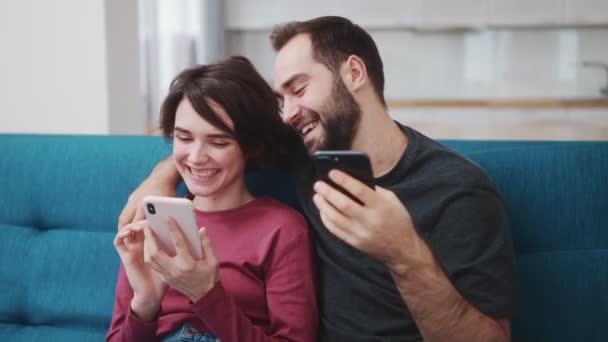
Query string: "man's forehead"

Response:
xmin=273 ymin=34 xmax=314 ymax=89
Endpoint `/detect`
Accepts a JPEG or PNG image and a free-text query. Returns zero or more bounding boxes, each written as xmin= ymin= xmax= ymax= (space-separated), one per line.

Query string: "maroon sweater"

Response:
xmin=107 ymin=197 xmax=318 ymax=341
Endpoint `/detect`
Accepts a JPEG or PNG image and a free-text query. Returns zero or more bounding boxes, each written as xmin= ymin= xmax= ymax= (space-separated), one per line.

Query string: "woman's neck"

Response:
xmin=192 ymin=183 xmax=255 ymax=212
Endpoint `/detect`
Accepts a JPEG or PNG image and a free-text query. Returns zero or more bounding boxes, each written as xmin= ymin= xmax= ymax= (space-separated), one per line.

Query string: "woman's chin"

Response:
xmin=184 ymin=180 xmax=220 ymax=198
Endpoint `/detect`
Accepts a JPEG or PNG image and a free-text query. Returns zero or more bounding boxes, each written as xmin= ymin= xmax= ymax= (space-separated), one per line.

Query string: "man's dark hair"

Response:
xmin=159 ymin=56 xmax=304 ymax=171
xmin=270 ymin=16 xmax=386 ymax=106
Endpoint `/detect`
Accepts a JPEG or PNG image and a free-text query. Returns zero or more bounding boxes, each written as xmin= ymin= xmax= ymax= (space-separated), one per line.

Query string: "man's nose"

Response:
xmin=282 ymin=99 xmax=301 ymax=124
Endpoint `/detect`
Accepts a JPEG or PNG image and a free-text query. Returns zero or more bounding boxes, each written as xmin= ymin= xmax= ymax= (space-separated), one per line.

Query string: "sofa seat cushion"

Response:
xmin=0 ymin=322 xmax=105 ymax=342
xmin=514 ymin=248 xmax=608 ymax=341
xmin=0 ymin=224 xmax=118 ymax=332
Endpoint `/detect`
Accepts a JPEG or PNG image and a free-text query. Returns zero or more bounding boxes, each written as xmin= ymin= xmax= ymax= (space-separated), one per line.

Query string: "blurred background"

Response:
xmin=1 ymin=0 xmax=607 ymax=139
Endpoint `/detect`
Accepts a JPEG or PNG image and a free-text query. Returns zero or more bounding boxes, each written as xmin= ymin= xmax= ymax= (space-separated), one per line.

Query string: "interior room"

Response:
xmin=1 ymin=1 xmax=606 ymax=341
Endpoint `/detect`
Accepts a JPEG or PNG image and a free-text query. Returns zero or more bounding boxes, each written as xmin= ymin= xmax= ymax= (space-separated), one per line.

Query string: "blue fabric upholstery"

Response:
xmin=1 ymin=134 xmax=606 ymax=341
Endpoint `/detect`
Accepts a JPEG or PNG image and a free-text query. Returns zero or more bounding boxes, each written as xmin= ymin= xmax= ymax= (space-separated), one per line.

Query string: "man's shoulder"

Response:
xmin=395 ymin=126 xmax=494 ymax=190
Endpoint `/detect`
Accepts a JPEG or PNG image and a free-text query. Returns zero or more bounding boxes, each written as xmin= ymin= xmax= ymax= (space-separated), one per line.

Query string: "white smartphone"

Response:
xmin=142 ymin=196 xmax=203 ymax=260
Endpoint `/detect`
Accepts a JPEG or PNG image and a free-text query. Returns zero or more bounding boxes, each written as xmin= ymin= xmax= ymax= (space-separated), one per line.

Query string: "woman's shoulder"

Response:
xmin=249 ymin=197 xmax=309 ymax=233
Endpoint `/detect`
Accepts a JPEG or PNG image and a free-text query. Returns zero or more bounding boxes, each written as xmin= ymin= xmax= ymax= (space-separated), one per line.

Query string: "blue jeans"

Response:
xmin=161 ymin=322 xmax=219 ymax=342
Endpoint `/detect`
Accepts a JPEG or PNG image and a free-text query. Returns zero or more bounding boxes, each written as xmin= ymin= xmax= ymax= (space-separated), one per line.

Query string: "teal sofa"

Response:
xmin=1 ymin=134 xmax=607 ymax=341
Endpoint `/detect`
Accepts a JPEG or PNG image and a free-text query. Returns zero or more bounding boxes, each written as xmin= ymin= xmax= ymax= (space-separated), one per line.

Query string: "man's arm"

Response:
xmin=312 ymin=169 xmax=511 ymax=342
xmin=388 ymin=235 xmax=510 ymax=342
xmin=118 ymin=156 xmax=181 ymax=230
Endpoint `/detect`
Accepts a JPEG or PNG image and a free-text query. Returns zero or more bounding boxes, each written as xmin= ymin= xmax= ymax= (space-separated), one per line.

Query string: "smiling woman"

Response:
xmin=106 ymin=56 xmax=317 ymax=342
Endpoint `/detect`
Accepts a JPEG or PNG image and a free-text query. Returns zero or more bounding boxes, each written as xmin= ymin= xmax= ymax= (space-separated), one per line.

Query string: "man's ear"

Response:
xmin=340 ymin=55 xmax=368 ymax=92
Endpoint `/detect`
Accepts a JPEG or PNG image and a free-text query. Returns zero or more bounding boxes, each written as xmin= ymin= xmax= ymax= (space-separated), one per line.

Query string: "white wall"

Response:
xmin=226 ymin=26 xmax=608 ymax=100
xmin=106 ymin=0 xmax=145 ymax=134
xmin=0 ymin=0 xmax=145 ymax=135
xmin=224 ymin=2 xmax=608 ymax=140
xmin=2 ymin=1 xmax=605 ymax=137
xmin=0 ymin=0 xmax=110 ymax=134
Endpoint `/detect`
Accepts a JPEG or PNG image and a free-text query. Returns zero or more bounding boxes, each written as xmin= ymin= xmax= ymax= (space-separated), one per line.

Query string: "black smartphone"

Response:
xmin=313 ymin=151 xmax=375 ymax=205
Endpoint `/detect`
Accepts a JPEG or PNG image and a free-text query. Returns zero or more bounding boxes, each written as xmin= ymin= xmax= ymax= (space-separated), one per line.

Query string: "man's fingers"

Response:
xmin=319 ymin=211 xmax=359 ymax=248
xmin=328 ymin=169 xmax=375 ymax=205
xmin=312 ymin=193 xmax=352 ymax=230
xmin=314 ymin=180 xmax=365 ymax=218
xmin=117 ymin=200 xmax=136 ymax=231
xmin=118 ymin=195 xmax=148 ymax=231
xmin=132 ymin=209 xmax=146 ymax=225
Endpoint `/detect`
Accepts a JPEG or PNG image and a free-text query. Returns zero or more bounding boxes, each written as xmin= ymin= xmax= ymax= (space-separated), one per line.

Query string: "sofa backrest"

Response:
xmin=441 ymin=140 xmax=608 ymax=341
xmin=1 ymin=135 xmax=606 ymax=341
xmin=0 ymin=135 xmax=172 ymax=340
xmin=0 ymin=134 xmax=298 ymax=341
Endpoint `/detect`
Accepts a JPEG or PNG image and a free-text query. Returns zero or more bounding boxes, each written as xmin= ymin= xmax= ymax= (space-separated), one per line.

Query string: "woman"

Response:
xmin=107 ymin=56 xmax=317 ymax=341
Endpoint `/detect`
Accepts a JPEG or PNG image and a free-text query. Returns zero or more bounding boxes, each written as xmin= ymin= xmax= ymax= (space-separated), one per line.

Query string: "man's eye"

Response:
xmin=210 ymin=141 xmax=229 ymax=147
xmin=294 ymin=86 xmax=306 ymax=96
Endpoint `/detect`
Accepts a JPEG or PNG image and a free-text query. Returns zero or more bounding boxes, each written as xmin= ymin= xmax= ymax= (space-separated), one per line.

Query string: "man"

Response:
xmin=120 ymin=16 xmax=518 ymax=341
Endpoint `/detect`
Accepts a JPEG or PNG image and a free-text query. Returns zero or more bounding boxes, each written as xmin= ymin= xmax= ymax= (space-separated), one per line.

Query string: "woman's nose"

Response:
xmin=188 ymin=144 xmax=210 ymax=164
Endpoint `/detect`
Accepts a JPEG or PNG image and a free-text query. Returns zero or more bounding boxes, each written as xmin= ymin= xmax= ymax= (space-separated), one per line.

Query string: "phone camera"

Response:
xmin=146 ymin=203 xmax=156 ymax=215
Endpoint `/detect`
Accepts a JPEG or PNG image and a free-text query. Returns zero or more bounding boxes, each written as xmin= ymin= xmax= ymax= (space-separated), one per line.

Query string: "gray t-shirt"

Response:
xmin=296 ymin=124 xmax=518 ymax=341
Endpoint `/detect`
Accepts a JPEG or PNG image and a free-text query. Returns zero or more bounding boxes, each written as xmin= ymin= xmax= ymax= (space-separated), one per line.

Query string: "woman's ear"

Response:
xmin=340 ymin=55 xmax=368 ymax=92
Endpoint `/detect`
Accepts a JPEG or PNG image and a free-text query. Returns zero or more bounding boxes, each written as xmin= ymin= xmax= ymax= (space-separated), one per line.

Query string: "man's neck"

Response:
xmin=351 ymin=104 xmax=408 ymax=178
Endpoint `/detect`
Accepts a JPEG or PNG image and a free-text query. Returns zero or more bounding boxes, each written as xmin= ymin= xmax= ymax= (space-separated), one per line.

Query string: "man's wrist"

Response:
xmin=152 ymin=156 xmax=181 ymax=185
xmin=386 ymin=241 xmax=436 ymax=281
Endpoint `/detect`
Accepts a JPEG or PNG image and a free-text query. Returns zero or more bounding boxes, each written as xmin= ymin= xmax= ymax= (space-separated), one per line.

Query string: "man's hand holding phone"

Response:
xmin=312 ymin=156 xmax=418 ymax=269
xmin=313 ymin=151 xmax=375 ymax=205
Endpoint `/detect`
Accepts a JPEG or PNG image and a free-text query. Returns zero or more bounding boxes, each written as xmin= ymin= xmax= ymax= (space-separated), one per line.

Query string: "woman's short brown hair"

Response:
xmin=159 ymin=56 xmax=304 ymax=170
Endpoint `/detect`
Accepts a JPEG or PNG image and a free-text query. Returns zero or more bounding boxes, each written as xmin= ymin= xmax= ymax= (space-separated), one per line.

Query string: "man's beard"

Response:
xmin=315 ymin=77 xmax=362 ymax=151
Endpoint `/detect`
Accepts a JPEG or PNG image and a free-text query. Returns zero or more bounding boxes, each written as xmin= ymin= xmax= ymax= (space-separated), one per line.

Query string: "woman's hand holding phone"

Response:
xmin=113 ymin=220 xmax=168 ymax=321
xmin=142 ymin=220 xmax=220 ymax=303
xmin=116 ymin=196 xmax=220 ymax=307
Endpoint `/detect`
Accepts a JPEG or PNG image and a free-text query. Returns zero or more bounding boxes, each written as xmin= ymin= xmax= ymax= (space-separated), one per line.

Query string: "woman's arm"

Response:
xmin=105 ymin=267 xmax=161 ymax=342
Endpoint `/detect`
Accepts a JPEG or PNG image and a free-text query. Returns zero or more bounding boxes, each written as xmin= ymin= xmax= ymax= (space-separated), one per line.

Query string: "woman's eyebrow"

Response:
xmin=206 ymin=133 xmax=234 ymax=139
xmin=173 ymin=126 xmax=191 ymax=134
xmin=174 ymin=126 xmax=234 ymax=139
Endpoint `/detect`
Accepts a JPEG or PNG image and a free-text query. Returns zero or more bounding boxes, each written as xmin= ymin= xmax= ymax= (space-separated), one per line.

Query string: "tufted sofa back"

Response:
xmin=0 ymin=135 xmax=606 ymax=341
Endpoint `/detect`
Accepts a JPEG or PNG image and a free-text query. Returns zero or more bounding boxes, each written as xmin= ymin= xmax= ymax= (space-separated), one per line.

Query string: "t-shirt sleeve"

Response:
xmin=422 ymin=188 xmax=519 ymax=318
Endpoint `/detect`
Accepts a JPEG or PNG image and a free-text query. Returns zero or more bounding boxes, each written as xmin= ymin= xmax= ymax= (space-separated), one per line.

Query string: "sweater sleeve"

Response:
xmin=191 ymin=228 xmax=318 ymax=341
xmin=106 ymin=266 xmax=160 ymax=342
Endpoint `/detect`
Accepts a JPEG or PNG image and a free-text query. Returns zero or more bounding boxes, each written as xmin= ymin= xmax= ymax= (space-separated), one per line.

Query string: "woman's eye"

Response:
xmin=211 ymin=141 xmax=229 ymax=147
xmin=175 ymin=135 xmax=192 ymax=142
